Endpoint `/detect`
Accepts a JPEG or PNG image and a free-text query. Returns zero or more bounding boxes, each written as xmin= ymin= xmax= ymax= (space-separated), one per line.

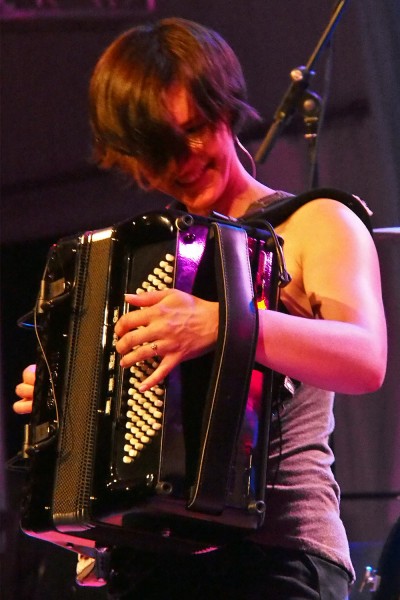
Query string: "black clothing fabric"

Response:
xmin=107 ymin=542 xmax=350 ymax=599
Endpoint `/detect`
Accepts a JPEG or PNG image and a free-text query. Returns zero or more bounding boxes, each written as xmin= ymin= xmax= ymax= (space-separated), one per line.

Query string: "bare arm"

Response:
xmin=256 ymin=199 xmax=387 ymax=393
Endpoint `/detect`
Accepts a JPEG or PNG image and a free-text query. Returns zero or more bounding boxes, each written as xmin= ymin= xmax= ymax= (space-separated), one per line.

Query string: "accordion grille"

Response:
xmin=52 ymin=235 xmax=113 ymax=525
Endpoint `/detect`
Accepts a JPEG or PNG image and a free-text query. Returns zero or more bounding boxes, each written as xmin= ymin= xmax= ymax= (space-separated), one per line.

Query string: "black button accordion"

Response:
xmin=20 ymin=209 xmax=286 ymax=554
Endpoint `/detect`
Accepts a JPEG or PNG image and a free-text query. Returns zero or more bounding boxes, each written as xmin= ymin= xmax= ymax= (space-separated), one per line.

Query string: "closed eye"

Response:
xmin=184 ymin=120 xmax=209 ymax=137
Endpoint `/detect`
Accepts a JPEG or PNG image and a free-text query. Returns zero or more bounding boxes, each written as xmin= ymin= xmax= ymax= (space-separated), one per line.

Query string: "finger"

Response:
xmin=15 ymin=382 xmax=35 ymax=400
xmin=119 ymin=340 xmax=161 ymax=369
xmin=136 ymin=356 xmax=176 ymax=393
xmin=114 ymin=308 xmax=152 ymax=338
xmin=116 ymin=324 xmax=158 ymax=356
xmin=124 ymin=289 xmax=171 ymax=307
xmin=115 ymin=290 xmax=175 ymax=337
xmin=13 ymin=399 xmax=33 ymax=415
xmin=23 ymin=364 xmax=36 ymax=385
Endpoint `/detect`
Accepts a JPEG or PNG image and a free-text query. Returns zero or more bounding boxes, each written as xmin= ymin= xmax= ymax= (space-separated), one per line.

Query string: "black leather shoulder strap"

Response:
xmin=242 ymin=187 xmax=373 ymax=234
xmin=188 ymin=221 xmax=258 ymax=515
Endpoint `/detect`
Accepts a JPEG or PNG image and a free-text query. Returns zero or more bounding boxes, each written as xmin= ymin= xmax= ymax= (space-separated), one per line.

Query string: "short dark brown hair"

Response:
xmin=89 ymin=17 xmax=258 ymax=179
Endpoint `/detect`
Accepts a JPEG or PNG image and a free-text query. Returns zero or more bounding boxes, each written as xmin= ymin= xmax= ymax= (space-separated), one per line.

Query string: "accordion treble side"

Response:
xmin=20 ymin=209 xmax=284 ymax=554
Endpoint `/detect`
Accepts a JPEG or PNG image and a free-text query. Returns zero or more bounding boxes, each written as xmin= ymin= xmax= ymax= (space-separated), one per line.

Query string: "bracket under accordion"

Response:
xmin=20 ymin=208 xmax=284 ymax=555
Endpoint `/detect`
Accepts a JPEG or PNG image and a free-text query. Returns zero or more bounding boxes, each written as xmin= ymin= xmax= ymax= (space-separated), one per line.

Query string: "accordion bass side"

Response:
xmin=20 ymin=209 xmax=286 ymax=554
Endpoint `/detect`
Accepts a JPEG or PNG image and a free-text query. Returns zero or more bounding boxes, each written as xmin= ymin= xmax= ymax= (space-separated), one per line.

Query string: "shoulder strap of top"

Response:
xmin=241 ymin=187 xmax=373 ymax=234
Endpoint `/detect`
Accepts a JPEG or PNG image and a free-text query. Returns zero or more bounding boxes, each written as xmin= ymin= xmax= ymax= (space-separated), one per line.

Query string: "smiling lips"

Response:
xmin=175 ymin=161 xmax=211 ymax=187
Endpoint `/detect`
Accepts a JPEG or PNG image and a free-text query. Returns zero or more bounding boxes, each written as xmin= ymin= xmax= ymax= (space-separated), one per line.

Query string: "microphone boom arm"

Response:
xmin=254 ymin=0 xmax=349 ymax=164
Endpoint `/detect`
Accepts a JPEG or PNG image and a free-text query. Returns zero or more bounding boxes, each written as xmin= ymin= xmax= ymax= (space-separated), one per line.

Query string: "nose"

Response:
xmin=175 ymin=142 xmax=198 ymax=172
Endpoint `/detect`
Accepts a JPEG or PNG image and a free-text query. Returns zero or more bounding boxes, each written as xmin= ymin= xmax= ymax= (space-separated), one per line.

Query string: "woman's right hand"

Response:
xmin=13 ymin=364 xmax=36 ymax=414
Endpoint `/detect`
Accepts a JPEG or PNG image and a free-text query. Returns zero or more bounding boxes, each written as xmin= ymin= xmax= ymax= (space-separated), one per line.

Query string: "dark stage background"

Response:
xmin=1 ymin=1 xmax=399 ymax=598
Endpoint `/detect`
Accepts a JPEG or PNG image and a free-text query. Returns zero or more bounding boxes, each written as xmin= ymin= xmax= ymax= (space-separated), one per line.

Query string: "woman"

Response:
xmin=14 ymin=18 xmax=387 ymax=599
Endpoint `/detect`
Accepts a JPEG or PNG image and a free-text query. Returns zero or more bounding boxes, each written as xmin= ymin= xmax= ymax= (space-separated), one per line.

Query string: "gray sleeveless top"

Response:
xmin=243 ymin=192 xmax=355 ymax=580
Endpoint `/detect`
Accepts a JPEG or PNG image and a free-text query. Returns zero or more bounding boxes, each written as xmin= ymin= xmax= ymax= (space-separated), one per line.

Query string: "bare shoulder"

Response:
xmin=275 ymin=197 xmax=378 ymax=318
xmin=276 ymin=196 xmax=374 ymax=256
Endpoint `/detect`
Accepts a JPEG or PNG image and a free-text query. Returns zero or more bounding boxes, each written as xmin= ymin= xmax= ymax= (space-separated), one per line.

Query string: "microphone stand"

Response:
xmin=254 ymin=0 xmax=350 ymax=186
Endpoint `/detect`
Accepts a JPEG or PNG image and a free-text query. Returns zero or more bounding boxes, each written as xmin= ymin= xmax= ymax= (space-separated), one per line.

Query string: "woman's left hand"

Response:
xmin=115 ymin=289 xmax=219 ymax=391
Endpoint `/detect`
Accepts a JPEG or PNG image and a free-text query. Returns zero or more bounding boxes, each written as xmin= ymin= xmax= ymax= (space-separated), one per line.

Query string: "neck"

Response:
xmin=213 ymin=162 xmax=275 ymax=218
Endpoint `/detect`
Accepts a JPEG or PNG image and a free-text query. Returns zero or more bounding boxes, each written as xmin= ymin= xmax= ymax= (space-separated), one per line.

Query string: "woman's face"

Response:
xmin=137 ymin=83 xmax=241 ymax=216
